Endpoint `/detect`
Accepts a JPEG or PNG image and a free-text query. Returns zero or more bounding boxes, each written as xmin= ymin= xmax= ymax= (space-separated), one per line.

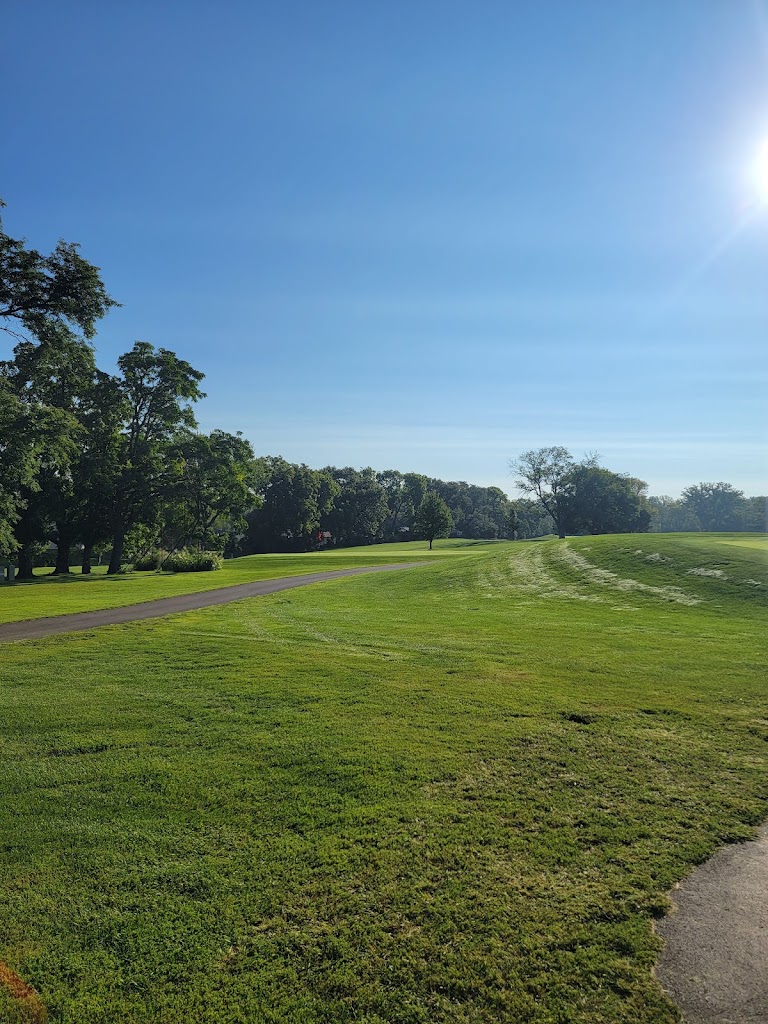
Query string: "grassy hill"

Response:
xmin=0 ymin=534 xmax=765 ymax=1022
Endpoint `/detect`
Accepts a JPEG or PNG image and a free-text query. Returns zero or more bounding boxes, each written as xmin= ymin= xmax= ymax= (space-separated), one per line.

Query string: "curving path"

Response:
xmin=0 ymin=563 xmax=423 ymax=642
xmin=655 ymin=824 xmax=768 ymax=1023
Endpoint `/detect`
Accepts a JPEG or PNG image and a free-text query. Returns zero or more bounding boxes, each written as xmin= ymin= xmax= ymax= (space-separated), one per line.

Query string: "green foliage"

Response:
xmin=245 ymin=457 xmax=339 ymax=552
xmin=0 ymin=202 xmax=116 ymax=566
xmin=648 ymin=488 xmax=767 ymax=534
xmin=106 ymin=342 xmax=205 ymax=573
xmin=163 ymin=429 xmax=255 ymax=551
xmin=647 ymin=495 xmax=700 ymax=533
xmin=681 ymin=481 xmax=748 ymax=532
xmin=132 ymin=549 xmax=166 ymax=571
xmin=0 ymin=384 xmax=43 ymax=555
xmin=561 ymin=465 xmax=651 ymax=534
xmin=512 ymin=449 xmax=654 ymax=538
xmin=376 ymin=468 xmax=411 ymax=538
xmin=512 ymin=496 xmax=555 ymax=538
xmin=511 ymin=446 xmax=575 ymax=538
xmin=122 ymin=522 xmax=162 ymax=565
xmin=425 ymin=480 xmax=513 ymax=539
xmin=323 ymin=466 xmax=390 ymax=546
xmin=164 ymin=549 xmax=223 ymax=572
xmin=0 ymin=208 xmax=117 ymax=344
xmin=415 ymin=491 xmax=453 ymax=548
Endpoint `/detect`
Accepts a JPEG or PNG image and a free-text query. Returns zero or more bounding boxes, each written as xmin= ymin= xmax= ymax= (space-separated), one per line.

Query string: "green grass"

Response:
xmin=708 ymin=535 xmax=768 ymax=551
xmin=0 ymin=534 xmax=765 ymax=1022
xmin=0 ymin=539 xmax=488 ymax=625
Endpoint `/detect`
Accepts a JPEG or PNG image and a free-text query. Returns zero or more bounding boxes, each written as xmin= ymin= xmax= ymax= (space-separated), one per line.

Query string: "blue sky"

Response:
xmin=3 ymin=0 xmax=767 ymax=497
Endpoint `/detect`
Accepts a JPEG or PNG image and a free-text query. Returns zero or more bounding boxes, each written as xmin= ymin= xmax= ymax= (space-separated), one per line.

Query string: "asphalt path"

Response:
xmin=0 ymin=563 xmax=423 ymax=642
xmin=655 ymin=824 xmax=768 ymax=1023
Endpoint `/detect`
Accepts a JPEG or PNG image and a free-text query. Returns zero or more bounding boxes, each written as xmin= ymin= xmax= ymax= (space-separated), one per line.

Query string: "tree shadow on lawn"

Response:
xmin=5 ymin=571 xmax=167 ymax=587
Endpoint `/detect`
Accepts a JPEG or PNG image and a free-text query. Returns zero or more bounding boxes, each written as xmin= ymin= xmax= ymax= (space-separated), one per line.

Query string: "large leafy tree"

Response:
xmin=743 ymin=495 xmax=767 ymax=532
xmin=646 ymin=496 xmax=699 ymax=533
xmin=106 ymin=343 xmax=205 ymax=573
xmin=323 ymin=467 xmax=389 ymax=546
xmin=415 ymin=492 xmax=453 ymax=549
xmin=0 ymin=201 xmax=117 ymax=567
xmin=511 ymin=447 xmax=576 ymax=539
xmin=67 ymin=372 xmax=127 ymax=573
xmin=0 ymin=382 xmax=74 ymax=562
xmin=162 ymin=430 xmax=255 ymax=553
xmin=0 ymin=200 xmax=117 ymax=346
xmin=0 ymin=335 xmax=91 ymax=574
xmin=512 ymin=449 xmax=652 ymax=537
xmin=377 ymin=469 xmax=410 ymax=539
xmin=245 ymin=457 xmax=338 ymax=552
xmin=680 ymin=482 xmax=747 ymax=532
xmin=560 ymin=466 xmax=651 ymax=535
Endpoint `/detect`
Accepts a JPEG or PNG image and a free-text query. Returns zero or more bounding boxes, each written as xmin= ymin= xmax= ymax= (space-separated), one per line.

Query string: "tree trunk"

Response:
xmin=15 ymin=546 xmax=34 ymax=581
xmin=108 ymin=529 xmax=125 ymax=574
xmin=53 ymin=541 xmax=72 ymax=575
xmin=81 ymin=542 xmax=93 ymax=574
xmin=429 ymin=537 xmax=433 ymax=549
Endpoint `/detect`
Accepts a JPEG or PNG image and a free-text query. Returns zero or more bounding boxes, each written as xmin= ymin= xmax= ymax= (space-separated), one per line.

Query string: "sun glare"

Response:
xmin=751 ymin=139 xmax=768 ymax=204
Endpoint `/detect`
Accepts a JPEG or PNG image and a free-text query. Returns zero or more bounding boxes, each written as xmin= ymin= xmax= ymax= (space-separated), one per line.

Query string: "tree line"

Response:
xmin=647 ymin=485 xmax=766 ymax=534
xmin=511 ymin=448 xmax=765 ymax=537
xmin=1 ymin=204 xmax=764 ymax=577
xmin=239 ymin=460 xmax=522 ymax=554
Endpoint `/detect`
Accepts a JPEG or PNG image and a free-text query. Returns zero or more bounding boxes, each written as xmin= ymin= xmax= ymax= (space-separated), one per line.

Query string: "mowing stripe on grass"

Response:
xmin=0 ymin=563 xmax=425 ymax=642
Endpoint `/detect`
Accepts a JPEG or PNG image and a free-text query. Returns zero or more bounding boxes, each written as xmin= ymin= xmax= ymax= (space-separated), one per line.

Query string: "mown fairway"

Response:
xmin=0 ymin=535 xmax=766 ymax=1022
xmin=0 ymin=542 xmax=479 ymax=625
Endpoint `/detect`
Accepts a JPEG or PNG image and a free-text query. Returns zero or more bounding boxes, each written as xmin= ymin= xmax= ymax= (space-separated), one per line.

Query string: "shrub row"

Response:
xmin=133 ymin=550 xmax=166 ymax=571
xmin=132 ymin=549 xmax=223 ymax=572
xmin=164 ymin=550 xmax=223 ymax=572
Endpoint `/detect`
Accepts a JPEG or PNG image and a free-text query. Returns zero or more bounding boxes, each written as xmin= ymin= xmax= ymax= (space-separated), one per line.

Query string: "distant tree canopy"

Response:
xmin=235 ymin=467 xmax=528 ymax=555
xmin=648 ymin=485 xmax=766 ymax=534
xmin=1 ymin=203 xmax=764 ymax=574
xmin=561 ymin=465 xmax=651 ymax=535
xmin=511 ymin=448 xmax=651 ymax=537
xmin=243 ymin=458 xmax=337 ymax=553
xmin=324 ymin=466 xmax=390 ymax=547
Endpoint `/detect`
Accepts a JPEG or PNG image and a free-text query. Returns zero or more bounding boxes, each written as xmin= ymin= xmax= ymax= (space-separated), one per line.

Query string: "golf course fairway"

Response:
xmin=0 ymin=534 xmax=765 ymax=1023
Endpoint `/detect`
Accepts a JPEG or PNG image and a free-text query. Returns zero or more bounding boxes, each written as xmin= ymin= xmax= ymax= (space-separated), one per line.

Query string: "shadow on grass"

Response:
xmin=4 ymin=570 xmax=170 ymax=587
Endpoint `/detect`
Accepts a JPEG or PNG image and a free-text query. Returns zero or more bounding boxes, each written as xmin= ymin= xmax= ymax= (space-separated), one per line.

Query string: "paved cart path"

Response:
xmin=655 ymin=824 xmax=768 ymax=1024
xmin=0 ymin=564 xmax=423 ymax=642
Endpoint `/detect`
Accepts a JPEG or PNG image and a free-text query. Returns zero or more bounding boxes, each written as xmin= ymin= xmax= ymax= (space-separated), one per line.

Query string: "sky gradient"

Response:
xmin=3 ymin=0 xmax=767 ymax=497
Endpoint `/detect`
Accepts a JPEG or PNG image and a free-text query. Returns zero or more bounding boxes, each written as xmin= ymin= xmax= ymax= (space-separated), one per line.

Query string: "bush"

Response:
xmin=164 ymin=549 xmax=223 ymax=573
xmin=132 ymin=550 xmax=166 ymax=571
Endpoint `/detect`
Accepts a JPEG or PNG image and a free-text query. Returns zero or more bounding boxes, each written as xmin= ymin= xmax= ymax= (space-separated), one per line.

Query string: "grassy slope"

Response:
xmin=0 ymin=540 xmax=491 ymax=625
xmin=0 ymin=535 xmax=765 ymax=1023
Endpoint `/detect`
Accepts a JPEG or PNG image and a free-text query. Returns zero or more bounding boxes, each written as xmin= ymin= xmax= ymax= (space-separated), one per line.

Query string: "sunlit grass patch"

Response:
xmin=0 ymin=540 xmax=498 ymax=625
xmin=0 ymin=534 xmax=765 ymax=1021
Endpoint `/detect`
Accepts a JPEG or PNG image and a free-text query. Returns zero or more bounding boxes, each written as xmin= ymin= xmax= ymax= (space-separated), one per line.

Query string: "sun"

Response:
xmin=751 ymin=139 xmax=768 ymax=204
